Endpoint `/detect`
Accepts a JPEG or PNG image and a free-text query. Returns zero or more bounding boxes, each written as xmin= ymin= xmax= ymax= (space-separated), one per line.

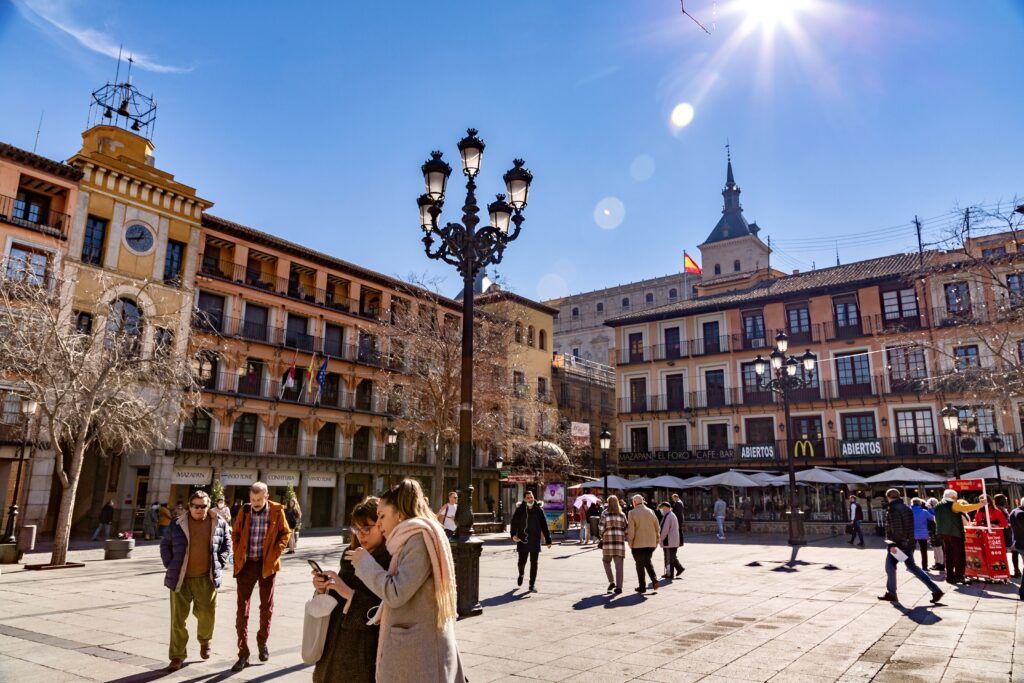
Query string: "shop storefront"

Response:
xmin=219 ymin=468 xmax=259 ymax=506
xmin=169 ymin=466 xmax=213 ymax=506
xmin=265 ymin=470 xmax=300 ymax=503
xmin=306 ymin=472 xmax=336 ymax=528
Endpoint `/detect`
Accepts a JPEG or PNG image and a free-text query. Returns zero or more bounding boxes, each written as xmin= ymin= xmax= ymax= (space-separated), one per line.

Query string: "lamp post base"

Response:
xmin=786 ymin=510 xmax=807 ymax=546
xmin=451 ymin=535 xmax=483 ymax=619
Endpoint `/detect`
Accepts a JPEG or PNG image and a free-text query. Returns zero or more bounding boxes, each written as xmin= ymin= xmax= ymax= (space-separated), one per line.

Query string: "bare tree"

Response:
xmin=0 ymin=261 xmax=201 ymax=566
xmin=375 ymin=279 xmax=555 ymax=504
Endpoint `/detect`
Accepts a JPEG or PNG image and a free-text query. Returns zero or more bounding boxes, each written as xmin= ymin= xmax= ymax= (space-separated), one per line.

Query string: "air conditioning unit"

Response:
xmin=915 ymin=442 xmax=936 ymax=455
xmin=958 ymin=435 xmax=984 ymax=454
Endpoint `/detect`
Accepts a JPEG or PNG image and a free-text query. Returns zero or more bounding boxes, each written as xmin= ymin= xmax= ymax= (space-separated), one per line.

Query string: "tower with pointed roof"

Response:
xmin=698 ymin=151 xmax=771 ymax=282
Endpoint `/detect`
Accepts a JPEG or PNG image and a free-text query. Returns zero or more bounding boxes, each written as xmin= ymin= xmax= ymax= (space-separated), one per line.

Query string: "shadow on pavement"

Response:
xmin=892 ymin=603 xmax=942 ymax=625
xmin=605 ymin=593 xmax=645 ymax=608
xmin=480 ymin=589 xmax=531 ymax=607
xmin=571 ymin=594 xmax=609 ymax=610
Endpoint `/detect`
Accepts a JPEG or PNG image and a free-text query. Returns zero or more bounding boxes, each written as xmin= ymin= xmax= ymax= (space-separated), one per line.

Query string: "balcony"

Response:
xmin=0 ymin=193 xmax=71 ymax=239
xmin=931 ymin=304 xmax=988 ymax=328
xmin=875 ymin=312 xmax=926 ymax=334
xmin=690 ymin=334 xmax=732 ymax=357
xmin=823 ymin=317 xmax=869 ymax=341
xmin=617 ymin=346 xmax=653 ymax=365
xmin=833 ymin=376 xmax=878 ymax=400
xmin=652 ymin=341 xmax=689 ymax=361
xmin=736 ymin=332 xmax=770 ymax=351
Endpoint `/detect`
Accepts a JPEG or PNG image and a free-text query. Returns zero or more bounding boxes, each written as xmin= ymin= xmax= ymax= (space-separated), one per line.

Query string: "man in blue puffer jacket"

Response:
xmin=160 ymin=490 xmax=232 ymax=672
xmin=911 ymin=498 xmax=935 ymax=571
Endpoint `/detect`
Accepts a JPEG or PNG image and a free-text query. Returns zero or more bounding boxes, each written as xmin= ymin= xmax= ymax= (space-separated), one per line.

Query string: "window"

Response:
xmin=571 ymin=347 xmax=580 ymax=358
xmin=664 ymin=327 xmax=682 ymax=360
xmin=741 ymin=363 xmax=772 ymax=405
xmin=324 ymin=323 xmax=345 ymax=357
xmin=242 ymin=303 xmax=270 ymax=342
xmin=154 ymin=328 xmax=173 ymax=356
xmin=74 ymin=311 xmax=93 ymax=335
xmin=958 ymin=406 xmax=995 ymax=436
xmin=5 ymin=244 xmax=49 ymax=287
xmin=832 ymin=294 xmax=860 ymax=336
xmin=357 ymin=332 xmax=378 ymax=364
xmin=714 ymin=264 xmax=721 ymax=275
xmin=702 ymin=320 xmax=721 ymax=354
xmin=983 ymin=247 xmax=1007 ymax=258
xmin=513 ymin=371 xmax=526 ymax=397
xmin=835 ymin=352 xmax=871 ymax=392
xmin=537 ymin=411 xmax=548 ymax=436
xmin=842 ymin=413 xmax=877 ymax=440
xmin=13 ymin=189 xmax=50 ymax=225
xmin=286 ymin=314 xmax=312 ymax=350
xmin=321 ymin=373 xmax=341 ymax=408
xmin=195 ymin=291 xmax=225 ymax=333
xmin=645 ymin=293 xmax=654 ymax=304
xmin=277 ymin=418 xmax=301 ymax=455
xmin=705 ymin=369 xmax=726 ymax=407
xmin=668 ymin=288 xmax=678 ymax=300
xmin=527 ymin=325 xmax=535 ymax=347
xmin=538 ymin=329 xmax=547 ymax=350
xmin=953 ymin=345 xmax=980 ymax=370
xmin=317 ymin=423 xmax=337 ymax=458
xmin=742 ymin=310 xmax=766 ymax=348
xmin=512 ymin=410 xmax=527 ymax=432
xmin=559 ymin=382 xmax=571 ymax=406
xmin=886 ymin=345 xmax=927 ymax=391
xmin=894 ymin=409 xmax=935 ymax=451
xmin=1007 ymin=273 xmax=1023 ymax=305
xmin=707 ymin=423 xmax=729 ymax=450
xmin=621 ymin=297 xmax=630 ymax=309
xmin=629 ymin=427 xmax=649 ymax=452
xmin=944 ymin=282 xmax=971 ymax=314
xmin=571 ymin=307 xmax=580 ymax=319
xmin=537 ymin=377 xmax=548 ymax=399
xmin=163 ymin=240 xmax=185 ymax=285
xmin=352 ymin=426 xmax=371 ymax=459
xmin=182 ymin=410 xmax=212 ymax=449
xmin=355 ymin=379 xmax=374 ymax=411
xmin=81 ymin=216 xmax=107 ymax=265
xmin=668 ymin=425 xmax=688 ymax=452
xmin=201 ymin=244 xmax=222 ymax=275
xmin=666 ymin=373 xmax=685 ymax=411
xmin=384 ymin=430 xmax=401 ymax=461
xmin=595 ymin=303 xmax=604 ymax=313
xmin=745 ymin=417 xmax=774 ymax=444
xmin=628 ymin=377 xmax=647 ymax=412
xmin=0 ymin=394 xmax=20 ymax=425
xmin=107 ymin=297 xmax=142 ymax=356
xmin=880 ymin=286 xmax=918 ymax=323
xmin=786 ymin=304 xmax=810 ymax=339
xmin=628 ymin=332 xmax=644 ymax=363
xmin=692 ymin=285 xmax=698 ymax=298
xmin=790 ymin=416 xmax=824 ymax=454
xmin=195 ymin=352 xmax=219 ymax=390
xmin=515 ymin=323 xmax=523 ymax=343
xmin=231 ymin=413 xmax=259 ymax=452
xmin=238 ymin=359 xmax=264 ymax=396
xmin=734 ymin=259 xmax=741 ymax=272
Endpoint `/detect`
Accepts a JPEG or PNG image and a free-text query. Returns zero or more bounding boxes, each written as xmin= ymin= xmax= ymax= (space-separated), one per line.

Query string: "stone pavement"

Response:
xmin=0 ymin=530 xmax=1021 ymax=682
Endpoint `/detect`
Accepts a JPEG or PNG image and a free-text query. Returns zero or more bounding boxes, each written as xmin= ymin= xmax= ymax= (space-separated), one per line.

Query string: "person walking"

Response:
xmin=285 ymin=497 xmax=302 ymax=554
xmin=577 ymin=493 xmax=591 ymax=544
xmin=510 ymin=490 xmax=552 ymax=591
xmin=713 ymin=495 xmax=727 ymax=540
xmin=847 ymin=495 xmax=865 ymax=546
xmin=214 ymin=497 xmax=232 ymax=526
xmin=598 ymin=495 xmax=627 ymax=594
xmin=230 ymin=482 xmax=292 ymax=672
xmin=1008 ymin=497 xmax=1024 ymax=581
xmin=312 ymin=497 xmax=391 ymax=683
xmin=159 ymin=502 xmax=173 ymax=539
xmin=877 ymin=489 xmax=944 ymax=605
xmin=934 ymin=489 xmax=986 ymax=585
xmin=350 ymin=479 xmax=466 ymax=683
xmin=742 ymin=497 xmax=754 ymax=532
xmin=144 ymin=500 xmax=160 ymax=541
xmin=92 ymin=500 xmax=115 ymax=541
xmin=671 ymin=493 xmax=685 ymax=528
xmin=626 ymin=494 xmax=661 ymax=594
xmin=160 ymin=490 xmax=231 ymax=672
xmin=587 ymin=496 xmax=603 ymax=544
xmin=926 ymin=498 xmax=944 ymax=571
xmin=658 ymin=502 xmax=684 ymax=580
xmin=436 ymin=491 xmax=458 ymax=540
xmin=910 ymin=498 xmax=934 ymax=569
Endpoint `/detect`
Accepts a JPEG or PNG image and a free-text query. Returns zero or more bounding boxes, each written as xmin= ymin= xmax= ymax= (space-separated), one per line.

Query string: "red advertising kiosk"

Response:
xmin=948 ymin=478 xmax=1010 ymax=583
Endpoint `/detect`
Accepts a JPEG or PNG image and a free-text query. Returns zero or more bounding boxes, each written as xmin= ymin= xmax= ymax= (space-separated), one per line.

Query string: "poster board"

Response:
xmin=948 ymin=478 xmax=1010 ymax=581
xmin=542 ymin=481 xmax=566 ymax=534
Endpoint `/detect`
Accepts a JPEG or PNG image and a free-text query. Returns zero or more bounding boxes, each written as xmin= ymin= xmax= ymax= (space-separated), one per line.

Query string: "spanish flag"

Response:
xmin=684 ymin=252 xmax=702 ymax=275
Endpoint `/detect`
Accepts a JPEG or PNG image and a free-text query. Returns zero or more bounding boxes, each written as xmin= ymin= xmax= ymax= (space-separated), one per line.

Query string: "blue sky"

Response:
xmin=2 ymin=0 xmax=1022 ymax=300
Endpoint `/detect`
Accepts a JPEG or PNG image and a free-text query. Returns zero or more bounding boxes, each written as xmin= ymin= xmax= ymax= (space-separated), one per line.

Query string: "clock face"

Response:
xmin=124 ymin=223 xmax=155 ymax=254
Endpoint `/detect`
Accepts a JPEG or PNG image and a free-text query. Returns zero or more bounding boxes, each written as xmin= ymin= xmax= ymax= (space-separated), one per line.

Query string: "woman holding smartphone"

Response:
xmin=311 ymin=497 xmax=390 ymax=683
xmin=349 ymin=479 xmax=466 ymax=682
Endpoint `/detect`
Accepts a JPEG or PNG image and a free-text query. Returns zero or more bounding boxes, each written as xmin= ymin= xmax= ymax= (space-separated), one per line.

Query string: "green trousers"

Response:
xmin=169 ymin=576 xmax=217 ymax=660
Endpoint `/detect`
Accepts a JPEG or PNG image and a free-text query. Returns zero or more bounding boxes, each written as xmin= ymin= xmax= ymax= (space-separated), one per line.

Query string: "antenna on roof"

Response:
xmin=835 ymin=242 xmax=840 ymax=267
xmin=114 ymin=44 xmax=123 ymax=84
xmin=32 ymin=110 xmax=44 ymax=153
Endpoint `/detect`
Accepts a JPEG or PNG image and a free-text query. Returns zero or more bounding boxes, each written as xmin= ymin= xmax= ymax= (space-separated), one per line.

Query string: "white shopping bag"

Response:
xmin=301 ymin=592 xmax=337 ymax=664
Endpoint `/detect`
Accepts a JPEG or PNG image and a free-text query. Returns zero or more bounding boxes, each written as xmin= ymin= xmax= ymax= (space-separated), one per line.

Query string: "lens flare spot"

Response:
xmin=537 ymin=273 xmax=569 ymax=300
xmin=594 ymin=197 xmax=625 ymax=230
xmin=670 ymin=102 xmax=695 ymax=129
xmin=630 ymin=154 xmax=655 ymax=181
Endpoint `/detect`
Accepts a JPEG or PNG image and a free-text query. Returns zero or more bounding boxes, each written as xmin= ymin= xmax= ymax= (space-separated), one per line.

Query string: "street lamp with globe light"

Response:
xmin=3 ymin=398 xmax=39 ymax=544
xmin=599 ymin=428 xmax=612 ymax=496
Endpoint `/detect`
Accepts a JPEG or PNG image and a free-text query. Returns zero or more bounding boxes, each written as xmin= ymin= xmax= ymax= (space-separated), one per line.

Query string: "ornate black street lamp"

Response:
xmin=3 ymin=399 xmax=38 ymax=544
xmin=418 ymin=129 xmax=532 ymax=617
xmin=940 ymin=403 xmax=963 ymax=479
xmin=753 ymin=331 xmax=815 ymax=546
xmin=494 ymin=453 xmax=504 ymax=526
xmin=599 ymin=428 xmax=612 ymax=495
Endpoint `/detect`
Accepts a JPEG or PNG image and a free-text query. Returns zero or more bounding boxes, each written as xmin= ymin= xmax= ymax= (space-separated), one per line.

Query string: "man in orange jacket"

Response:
xmin=230 ymin=482 xmax=291 ymax=672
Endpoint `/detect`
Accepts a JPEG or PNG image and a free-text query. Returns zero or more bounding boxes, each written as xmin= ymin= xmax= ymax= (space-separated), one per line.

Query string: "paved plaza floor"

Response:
xmin=0 ymin=530 xmax=1021 ymax=682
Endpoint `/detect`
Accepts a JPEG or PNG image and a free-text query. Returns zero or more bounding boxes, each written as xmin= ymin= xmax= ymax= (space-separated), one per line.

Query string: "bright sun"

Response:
xmin=738 ymin=0 xmax=811 ymax=30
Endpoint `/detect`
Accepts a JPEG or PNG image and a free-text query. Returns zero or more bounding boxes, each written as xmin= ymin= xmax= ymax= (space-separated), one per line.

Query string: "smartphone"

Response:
xmin=308 ymin=559 xmax=324 ymax=576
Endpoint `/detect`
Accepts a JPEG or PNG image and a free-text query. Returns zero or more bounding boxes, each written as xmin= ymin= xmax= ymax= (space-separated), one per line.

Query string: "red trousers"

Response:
xmin=235 ymin=559 xmax=276 ymax=656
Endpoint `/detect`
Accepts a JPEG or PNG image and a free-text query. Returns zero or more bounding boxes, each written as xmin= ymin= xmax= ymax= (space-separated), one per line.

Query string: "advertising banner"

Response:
xmin=947 ymin=479 xmax=984 ymax=493
xmin=570 ymin=422 xmax=590 ymax=447
xmin=542 ymin=481 xmax=566 ymax=534
xmin=171 ymin=466 xmax=212 ymax=486
xmin=964 ymin=527 xmax=1011 ymax=581
xmin=220 ymin=469 xmax=258 ymax=487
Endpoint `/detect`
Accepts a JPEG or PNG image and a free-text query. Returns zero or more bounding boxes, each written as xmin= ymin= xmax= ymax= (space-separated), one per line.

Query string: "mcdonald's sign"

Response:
xmin=793 ymin=438 xmax=816 ymax=458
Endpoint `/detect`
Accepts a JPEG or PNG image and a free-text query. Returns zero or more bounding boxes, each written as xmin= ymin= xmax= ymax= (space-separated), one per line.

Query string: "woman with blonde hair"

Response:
xmin=599 ymin=495 xmax=627 ymax=594
xmin=312 ymin=497 xmax=390 ymax=682
xmin=349 ymin=479 xmax=466 ymax=682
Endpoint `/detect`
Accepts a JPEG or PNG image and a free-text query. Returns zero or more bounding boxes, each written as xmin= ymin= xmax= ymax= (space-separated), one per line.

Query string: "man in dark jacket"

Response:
xmin=510 ymin=490 xmax=552 ymax=592
xmin=671 ymin=494 xmax=685 ymax=529
xmin=92 ymin=500 xmax=115 ymax=541
xmin=160 ymin=490 xmax=231 ymax=672
xmin=1008 ymin=498 xmax=1024 ymax=595
xmin=878 ymin=489 xmax=943 ymax=605
xmin=847 ymin=495 xmax=865 ymax=546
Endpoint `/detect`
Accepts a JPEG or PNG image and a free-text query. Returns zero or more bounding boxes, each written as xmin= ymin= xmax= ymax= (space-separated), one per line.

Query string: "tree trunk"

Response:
xmin=50 ymin=439 xmax=88 ymax=566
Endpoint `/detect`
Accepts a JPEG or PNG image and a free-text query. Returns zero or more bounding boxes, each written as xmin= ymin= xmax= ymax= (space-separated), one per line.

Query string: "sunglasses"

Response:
xmin=190 ymin=504 xmax=209 ymax=510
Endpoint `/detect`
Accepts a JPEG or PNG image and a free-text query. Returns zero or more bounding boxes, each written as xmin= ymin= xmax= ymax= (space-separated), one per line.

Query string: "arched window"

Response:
xmin=621 ymin=297 xmax=630 ymax=309
xmin=539 ymin=329 xmax=547 ymax=350
xmin=571 ymin=307 xmax=580 ymax=319
xmin=182 ymin=409 xmax=212 ymax=449
xmin=108 ymin=297 xmax=143 ymax=355
xmin=714 ymin=264 xmax=721 ymax=275
xmin=231 ymin=413 xmax=258 ymax=452
xmin=645 ymin=293 xmax=654 ymax=304
xmin=527 ymin=326 xmax=535 ymax=347
xmin=277 ymin=417 xmax=300 ymax=455
xmin=669 ymin=288 xmax=678 ymax=299
xmin=515 ymin=323 xmax=523 ymax=343
xmin=734 ymin=259 xmax=741 ymax=272
xmin=353 ymin=426 xmax=371 ymax=460
xmin=596 ymin=302 xmax=604 ymax=313
xmin=317 ymin=423 xmax=337 ymax=458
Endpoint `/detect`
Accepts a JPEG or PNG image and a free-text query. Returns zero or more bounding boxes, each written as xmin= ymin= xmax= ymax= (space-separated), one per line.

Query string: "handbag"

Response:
xmin=301 ymin=591 xmax=337 ymax=665
xmin=845 ymin=523 xmax=853 ymax=535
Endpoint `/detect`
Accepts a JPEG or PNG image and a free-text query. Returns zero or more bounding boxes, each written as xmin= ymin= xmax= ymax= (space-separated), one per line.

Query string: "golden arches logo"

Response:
xmin=793 ymin=439 xmax=815 ymax=458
